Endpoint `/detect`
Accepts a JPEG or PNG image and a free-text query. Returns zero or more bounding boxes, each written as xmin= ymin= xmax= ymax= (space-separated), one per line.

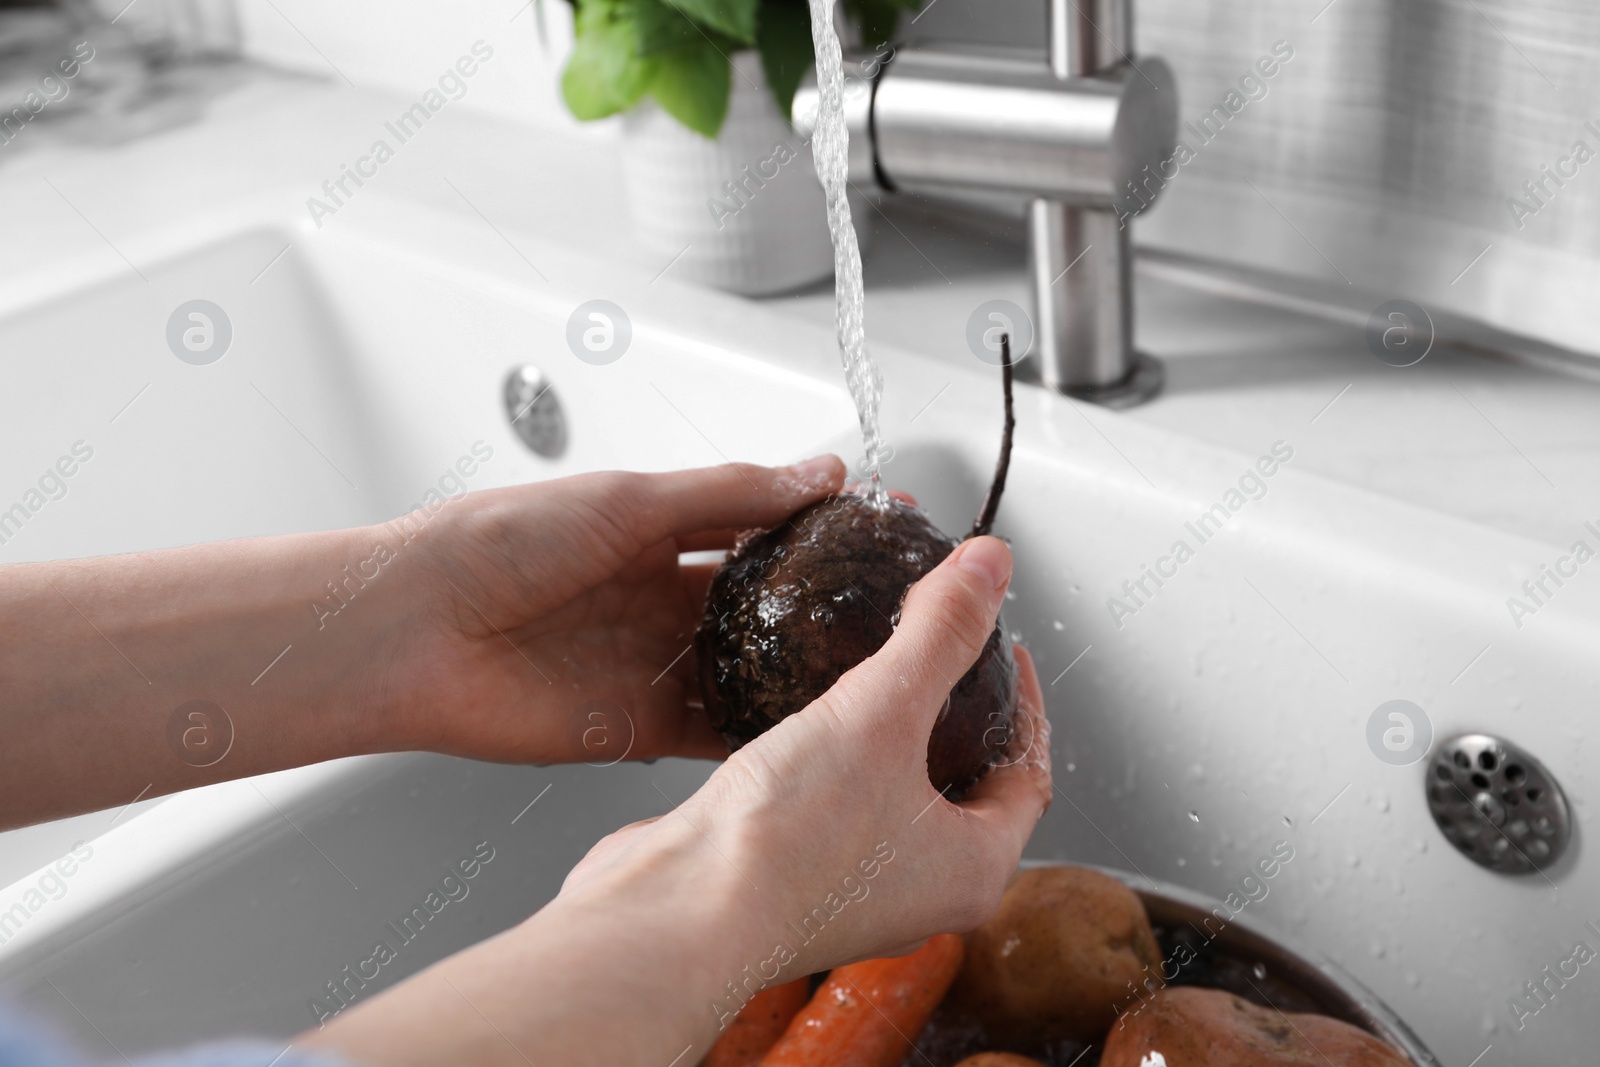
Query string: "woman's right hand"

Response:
xmin=564 ymin=533 xmax=1053 ymax=970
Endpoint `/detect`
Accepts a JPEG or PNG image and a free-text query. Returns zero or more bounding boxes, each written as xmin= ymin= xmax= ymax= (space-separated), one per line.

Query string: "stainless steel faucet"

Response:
xmin=794 ymin=0 xmax=1176 ymax=406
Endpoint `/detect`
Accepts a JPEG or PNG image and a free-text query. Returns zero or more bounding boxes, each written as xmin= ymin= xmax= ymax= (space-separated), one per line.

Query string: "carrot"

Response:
xmin=705 ymin=978 xmax=813 ymax=1067
xmin=757 ymin=935 xmax=964 ymax=1067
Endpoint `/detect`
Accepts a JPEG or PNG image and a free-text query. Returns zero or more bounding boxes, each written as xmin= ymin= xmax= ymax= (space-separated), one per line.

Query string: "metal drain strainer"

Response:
xmin=503 ymin=366 xmax=568 ymax=458
xmin=1426 ymin=733 xmax=1571 ymax=874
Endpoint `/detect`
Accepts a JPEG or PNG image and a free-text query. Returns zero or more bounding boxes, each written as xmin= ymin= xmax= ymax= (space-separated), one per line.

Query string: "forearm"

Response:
xmin=300 ymin=823 xmax=766 ymax=1067
xmin=0 ymin=524 xmax=424 ymax=828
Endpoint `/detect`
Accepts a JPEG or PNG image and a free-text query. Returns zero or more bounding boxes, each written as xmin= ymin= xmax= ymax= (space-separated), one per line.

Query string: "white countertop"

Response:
xmin=3 ymin=67 xmax=1595 ymax=558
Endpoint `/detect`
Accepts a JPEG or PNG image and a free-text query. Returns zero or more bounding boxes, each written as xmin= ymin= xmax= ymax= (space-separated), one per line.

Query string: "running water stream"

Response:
xmin=804 ymin=0 xmax=886 ymax=506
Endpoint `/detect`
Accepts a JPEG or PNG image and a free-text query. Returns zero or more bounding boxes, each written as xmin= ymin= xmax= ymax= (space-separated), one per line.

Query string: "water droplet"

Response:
xmin=1252 ymin=963 xmax=1267 ymax=981
xmin=1283 ymin=815 xmax=1293 ymax=827
xmin=1176 ymin=857 xmax=1186 ymax=867
xmin=1051 ymin=619 xmax=1065 ymax=631
xmin=1066 ymin=762 xmax=1076 ymax=772
xmin=1188 ymin=810 xmax=1200 ymax=823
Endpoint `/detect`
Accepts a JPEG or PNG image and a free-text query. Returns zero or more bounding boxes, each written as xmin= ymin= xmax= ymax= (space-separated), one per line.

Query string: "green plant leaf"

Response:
xmin=648 ymin=36 xmax=731 ymax=137
xmin=632 ymin=0 xmax=702 ymax=56
xmin=562 ymin=0 xmax=657 ymax=119
xmin=662 ymin=0 xmax=759 ymax=45
xmin=756 ymin=0 xmax=813 ymax=120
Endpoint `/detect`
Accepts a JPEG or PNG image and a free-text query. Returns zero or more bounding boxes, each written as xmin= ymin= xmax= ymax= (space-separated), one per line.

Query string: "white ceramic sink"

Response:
xmin=1 ymin=193 xmax=1595 ymax=1067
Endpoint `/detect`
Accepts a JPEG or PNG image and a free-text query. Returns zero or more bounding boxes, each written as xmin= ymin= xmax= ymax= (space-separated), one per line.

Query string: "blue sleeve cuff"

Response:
xmin=0 ymin=1004 xmax=352 ymax=1067
xmin=129 ymin=1040 xmax=353 ymax=1067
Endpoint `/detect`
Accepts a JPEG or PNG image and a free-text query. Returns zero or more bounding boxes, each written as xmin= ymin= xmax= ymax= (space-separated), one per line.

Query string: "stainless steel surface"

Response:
xmin=1039 ymin=0 xmax=1123 ymax=397
xmin=868 ymin=51 xmax=1175 ymax=205
xmin=907 ymin=0 xmax=1600 ymax=366
xmin=791 ymin=0 xmax=1177 ymax=404
xmin=1427 ymin=734 xmax=1573 ymax=875
xmin=1037 ymin=0 xmax=1162 ymax=401
xmin=1049 ymin=0 xmax=1130 ymax=78
xmin=1030 ymin=201 xmax=1126 ymax=382
xmin=502 ymin=365 xmax=567 ymax=458
xmin=1028 ymin=201 xmax=1163 ymax=404
xmin=1026 ymin=862 xmax=1436 ymax=1065
xmin=793 ymin=50 xmax=1176 ymax=205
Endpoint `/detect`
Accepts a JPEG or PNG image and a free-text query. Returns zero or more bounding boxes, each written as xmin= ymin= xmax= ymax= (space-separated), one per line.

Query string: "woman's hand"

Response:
xmin=390 ymin=456 xmax=846 ymax=765
xmin=565 ymin=533 xmax=1053 ymax=968
xmin=0 ymin=456 xmax=841 ymax=828
xmin=302 ymin=535 xmax=1053 ymax=1067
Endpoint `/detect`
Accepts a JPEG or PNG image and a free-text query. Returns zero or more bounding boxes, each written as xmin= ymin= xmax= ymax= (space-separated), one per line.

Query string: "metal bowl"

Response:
xmin=1059 ymin=864 xmax=1436 ymax=1065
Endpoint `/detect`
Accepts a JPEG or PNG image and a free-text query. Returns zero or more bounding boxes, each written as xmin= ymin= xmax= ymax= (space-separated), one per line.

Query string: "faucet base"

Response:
xmin=1059 ymin=349 xmax=1164 ymax=409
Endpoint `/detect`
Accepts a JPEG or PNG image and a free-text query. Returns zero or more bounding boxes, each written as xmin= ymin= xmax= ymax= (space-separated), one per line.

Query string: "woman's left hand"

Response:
xmin=391 ymin=456 xmax=846 ymax=765
xmin=0 ymin=454 xmax=841 ymax=826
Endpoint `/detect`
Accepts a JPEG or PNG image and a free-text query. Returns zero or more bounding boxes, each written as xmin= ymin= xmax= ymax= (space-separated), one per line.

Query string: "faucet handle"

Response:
xmin=797 ymin=46 xmax=1176 ymax=212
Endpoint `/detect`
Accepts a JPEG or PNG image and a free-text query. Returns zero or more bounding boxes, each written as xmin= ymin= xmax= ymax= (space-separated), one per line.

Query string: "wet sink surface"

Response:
xmin=0 ymin=177 xmax=1595 ymax=1067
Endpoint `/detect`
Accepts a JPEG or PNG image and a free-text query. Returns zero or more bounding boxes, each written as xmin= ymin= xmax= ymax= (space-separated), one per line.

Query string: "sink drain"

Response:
xmin=1426 ymin=733 xmax=1571 ymax=875
xmin=503 ymin=366 xmax=567 ymax=458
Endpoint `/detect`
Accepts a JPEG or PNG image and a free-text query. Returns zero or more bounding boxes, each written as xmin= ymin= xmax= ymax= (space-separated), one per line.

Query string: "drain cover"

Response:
xmin=503 ymin=366 xmax=567 ymax=458
xmin=1426 ymin=733 xmax=1571 ymax=875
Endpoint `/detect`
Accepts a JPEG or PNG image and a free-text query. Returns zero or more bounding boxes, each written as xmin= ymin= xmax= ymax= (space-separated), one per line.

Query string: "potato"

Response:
xmin=948 ymin=865 xmax=1160 ymax=1044
xmin=952 ymin=1055 xmax=1047 ymax=1067
xmin=1102 ymin=986 xmax=1409 ymax=1066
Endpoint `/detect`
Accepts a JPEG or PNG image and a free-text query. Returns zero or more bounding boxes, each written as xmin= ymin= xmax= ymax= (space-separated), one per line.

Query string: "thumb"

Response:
xmin=825 ymin=536 xmax=1013 ymax=743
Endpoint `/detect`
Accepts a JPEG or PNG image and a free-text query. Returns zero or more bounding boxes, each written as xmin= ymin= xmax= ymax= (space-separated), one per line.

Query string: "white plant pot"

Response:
xmin=620 ymin=50 xmax=869 ymax=296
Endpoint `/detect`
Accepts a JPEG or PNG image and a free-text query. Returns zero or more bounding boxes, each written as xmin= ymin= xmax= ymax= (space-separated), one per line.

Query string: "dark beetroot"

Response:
xmin=695 ymin=494 xmax=1018 ymax=794
xmin=694 ymin=338 xmax=1020 ymax=796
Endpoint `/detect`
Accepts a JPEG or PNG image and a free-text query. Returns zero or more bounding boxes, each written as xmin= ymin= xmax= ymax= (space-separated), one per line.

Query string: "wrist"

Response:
xmin=312 ymin=513 xmax=448 ymax=749
xmin=290 ymin=522 xmax=432 ymax=750
xmin=364 ymin=492 xmax=514 ymax=753
xmin=521 ymin=816 xmax=776 ymax=1059
xmin=301 ymin=818 xmax=771 ymax=1067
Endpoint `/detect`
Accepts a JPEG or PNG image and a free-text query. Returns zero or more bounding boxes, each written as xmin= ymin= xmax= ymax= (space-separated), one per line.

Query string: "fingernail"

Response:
xmin=952 ymin=536 xmax=1011 ymax=592
xmin=789 ymin=454 xmax=841 ymax=488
